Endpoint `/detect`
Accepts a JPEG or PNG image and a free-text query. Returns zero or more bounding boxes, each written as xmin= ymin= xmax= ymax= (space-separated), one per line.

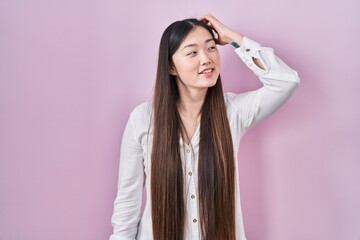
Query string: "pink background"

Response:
xmin=1 ymin=0 xmax=359 ymax=239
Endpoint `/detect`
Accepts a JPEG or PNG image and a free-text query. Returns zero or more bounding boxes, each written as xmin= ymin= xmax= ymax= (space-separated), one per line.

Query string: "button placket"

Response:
xmin=189 ymin=169 xmax=198 ymax=234
xmin=186 ymin=147 xmax=194 ymax=180
xmin=183 ymin=141 xmax=200 ymax=237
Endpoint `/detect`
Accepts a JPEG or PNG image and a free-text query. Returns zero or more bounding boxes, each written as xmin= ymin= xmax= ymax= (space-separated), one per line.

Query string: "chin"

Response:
xmin=207 ymin=75 xmax=219 ymax=87
xmin=201 ymin=75 xmax=219 ymax=87
xmin=208 ymin=79 xmax=218 ymax=87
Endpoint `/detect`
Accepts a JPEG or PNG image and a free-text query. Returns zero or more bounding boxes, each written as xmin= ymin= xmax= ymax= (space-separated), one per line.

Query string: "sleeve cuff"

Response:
xmin=234 ymin=36 xmax=269 ymax=75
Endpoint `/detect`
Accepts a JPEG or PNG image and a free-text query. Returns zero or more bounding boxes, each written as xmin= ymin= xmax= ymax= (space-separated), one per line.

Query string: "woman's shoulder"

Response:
xmin=128 ymin=101 xmax=153 ymax=127
xmin=131 ymin=101 xmax=153 ymax=116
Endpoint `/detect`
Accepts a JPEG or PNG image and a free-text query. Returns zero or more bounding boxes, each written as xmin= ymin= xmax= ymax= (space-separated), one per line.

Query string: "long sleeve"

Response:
xmin=226 ymin=36 xmax=300 ymax=132
xmin=110 ymin=109 xmax=145 ymax=240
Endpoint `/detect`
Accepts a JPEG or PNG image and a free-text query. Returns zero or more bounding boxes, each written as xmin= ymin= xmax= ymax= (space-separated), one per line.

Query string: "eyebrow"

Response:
xmin=182 ymin=38 xmax=215 ymax=51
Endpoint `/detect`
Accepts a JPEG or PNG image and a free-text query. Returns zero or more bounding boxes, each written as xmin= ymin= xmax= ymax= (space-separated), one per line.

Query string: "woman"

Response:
xmin=110 ymin=14 xmax=299 ymax=240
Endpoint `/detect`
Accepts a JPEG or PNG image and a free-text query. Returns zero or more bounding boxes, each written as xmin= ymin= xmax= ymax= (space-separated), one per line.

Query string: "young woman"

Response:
xmin=109 ymin=14 xmax=300 ymax=240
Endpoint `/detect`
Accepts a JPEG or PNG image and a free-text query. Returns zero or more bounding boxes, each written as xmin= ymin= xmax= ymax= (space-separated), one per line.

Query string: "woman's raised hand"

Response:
xmin=200 ymin=14 xmax=244 ymax=46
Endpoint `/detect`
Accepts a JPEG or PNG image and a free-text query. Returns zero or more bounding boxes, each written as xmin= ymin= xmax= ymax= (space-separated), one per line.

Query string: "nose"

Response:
xmin=200 ymin=51 xmax=211 ymax=65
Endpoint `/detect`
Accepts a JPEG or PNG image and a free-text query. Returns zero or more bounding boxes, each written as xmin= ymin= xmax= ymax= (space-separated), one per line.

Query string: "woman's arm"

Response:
xmin=228 ymin=36 xmax=300 ymax=131
xmin=110 ymin=108 xmax=145 ymax=240
xmin=201 ymin=14 xmax=300 ymax=131
xmin=200 ymin=14 xmax=266 ymax=71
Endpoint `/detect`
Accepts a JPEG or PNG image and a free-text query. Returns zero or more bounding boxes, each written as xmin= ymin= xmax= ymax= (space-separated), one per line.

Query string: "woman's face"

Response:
xmin=170 ymin=26 xmax=220 ymax=94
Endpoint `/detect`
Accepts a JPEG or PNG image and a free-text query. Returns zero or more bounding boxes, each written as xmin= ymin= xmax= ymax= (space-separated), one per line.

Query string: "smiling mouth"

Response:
xmin=199 ymin=68 xmax=215 ymax=74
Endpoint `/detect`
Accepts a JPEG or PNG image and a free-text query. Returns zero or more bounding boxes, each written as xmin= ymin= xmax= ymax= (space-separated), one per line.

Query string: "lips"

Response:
xmin=199 ymin=67 xmax=214 ymax=74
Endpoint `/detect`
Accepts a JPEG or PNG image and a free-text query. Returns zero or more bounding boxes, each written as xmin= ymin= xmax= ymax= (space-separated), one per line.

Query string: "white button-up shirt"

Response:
xmin=110 ymin=37 xmax=300 ymax=240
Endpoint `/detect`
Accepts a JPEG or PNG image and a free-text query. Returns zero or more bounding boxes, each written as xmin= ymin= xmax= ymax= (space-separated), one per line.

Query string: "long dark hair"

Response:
xmin=151 ymin=18 xmax=236 ymax=240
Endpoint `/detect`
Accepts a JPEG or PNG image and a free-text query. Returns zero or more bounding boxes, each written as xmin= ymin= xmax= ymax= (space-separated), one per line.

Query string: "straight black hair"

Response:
xmin=151 ymin=18 xmax=236 ymax=240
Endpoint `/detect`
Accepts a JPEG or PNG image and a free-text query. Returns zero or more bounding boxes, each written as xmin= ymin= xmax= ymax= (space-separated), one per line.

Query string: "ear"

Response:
xmin=169 ymin=65 xmax=177 ymax=76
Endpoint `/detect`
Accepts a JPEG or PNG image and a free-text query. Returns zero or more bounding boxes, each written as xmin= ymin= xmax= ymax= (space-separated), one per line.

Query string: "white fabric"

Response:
xmin=109 ymin=36 xmax=300 ymax=240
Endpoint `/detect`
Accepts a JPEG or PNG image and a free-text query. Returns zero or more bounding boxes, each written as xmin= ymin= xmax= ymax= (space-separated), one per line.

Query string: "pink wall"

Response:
xmin=1 ymin=0 xmax=359 ymax=239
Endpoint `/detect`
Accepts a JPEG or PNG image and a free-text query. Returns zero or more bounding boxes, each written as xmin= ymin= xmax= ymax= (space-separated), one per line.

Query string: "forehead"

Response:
xmin=180 ymin=26 xmax=213 ymax=46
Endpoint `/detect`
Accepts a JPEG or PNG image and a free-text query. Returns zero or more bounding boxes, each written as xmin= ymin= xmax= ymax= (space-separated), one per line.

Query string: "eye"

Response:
xmin=187 ymin=51 xmax=198 ymax=56
xmin=208 ymin=46 xmax=217 ymax=52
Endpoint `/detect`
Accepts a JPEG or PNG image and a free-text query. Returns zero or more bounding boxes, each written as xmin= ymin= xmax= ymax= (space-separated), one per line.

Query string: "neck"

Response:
xmin=177 ymin=97 xmax=203 ymax=120
xmin=177 ymin=84 xmax=207 ymax=119
xmin=177 ymin=88 xmax=206 ymax=144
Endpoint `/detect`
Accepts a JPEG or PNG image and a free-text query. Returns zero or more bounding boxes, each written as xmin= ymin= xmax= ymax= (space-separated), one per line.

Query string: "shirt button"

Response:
xmin=191 ymin=195 xmax=195 ymax=199
xmin=246 ymin=48 xmax=250 ymax=52
xmin=188 ymin=172 xmax=192 ymax=176
xmin=186 ymin=148 xmax=191 ymax=153
xmin=193 ymin=219 xmax=197 ymax=223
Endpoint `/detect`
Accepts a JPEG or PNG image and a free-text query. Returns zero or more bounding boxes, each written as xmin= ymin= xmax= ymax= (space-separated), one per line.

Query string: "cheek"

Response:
xmin=177 ymin=61 xmax=198 ymax=75
xmin=214 ymin=53 xmax=221 ymax=65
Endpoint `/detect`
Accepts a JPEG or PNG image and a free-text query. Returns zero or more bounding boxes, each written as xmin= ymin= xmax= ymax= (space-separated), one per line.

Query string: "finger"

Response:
xmin=200 ymin=14 xmax=220 ymax=26
xmin=199 ymin=14 xmax=216 ymax=25
xmin=199 ymin=13 xmax=215 ymax=21
xmin=199 ymin=14 xmax=223 ymax=44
